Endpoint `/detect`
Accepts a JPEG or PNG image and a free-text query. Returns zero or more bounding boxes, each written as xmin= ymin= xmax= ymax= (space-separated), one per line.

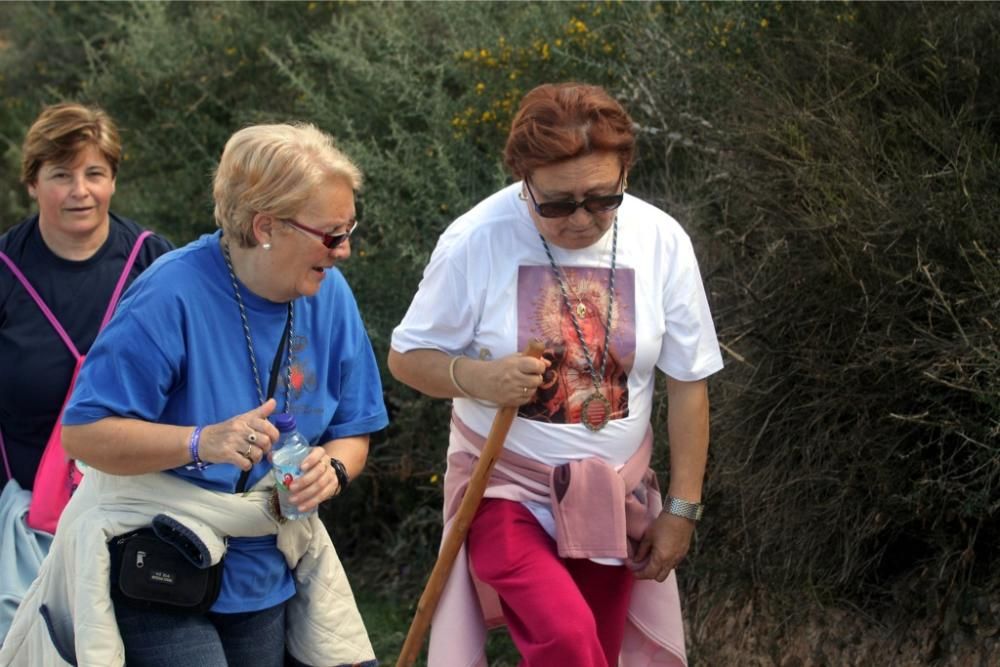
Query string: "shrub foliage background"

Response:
xmin=2 ymin=1 xmax=997 ymax=658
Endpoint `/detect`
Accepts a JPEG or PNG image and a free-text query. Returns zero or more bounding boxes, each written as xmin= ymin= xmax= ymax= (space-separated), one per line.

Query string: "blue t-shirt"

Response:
xmin=64 ymin=231 xmax=388 ymax=613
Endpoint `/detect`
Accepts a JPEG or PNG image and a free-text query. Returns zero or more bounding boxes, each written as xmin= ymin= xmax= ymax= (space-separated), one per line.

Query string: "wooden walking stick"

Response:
xmin=396 ymin=340 xmax=545 ymax=667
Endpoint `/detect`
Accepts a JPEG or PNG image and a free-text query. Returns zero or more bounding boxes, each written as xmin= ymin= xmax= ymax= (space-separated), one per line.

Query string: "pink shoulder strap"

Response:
xmin=0 ymin=229 xmax=153 ymax=482
xmin=0 ymin=429 xmax=9 ymax=482
xmin=0 ymin=250 xmax=81 ymax=359
xmin=100 ymin=230 xmax=154 ymax=329
xmin=0 ymin=230 xmax=153 ymax=357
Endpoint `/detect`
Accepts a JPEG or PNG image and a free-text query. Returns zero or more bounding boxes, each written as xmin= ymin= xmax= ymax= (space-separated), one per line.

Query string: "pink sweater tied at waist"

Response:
xmin=427 ymin=412 xmax=688 ymax=667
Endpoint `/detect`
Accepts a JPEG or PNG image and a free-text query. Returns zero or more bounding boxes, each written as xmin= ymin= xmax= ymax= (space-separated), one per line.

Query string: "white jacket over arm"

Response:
xmin=0 ymin=469 xmax=375 ymax=667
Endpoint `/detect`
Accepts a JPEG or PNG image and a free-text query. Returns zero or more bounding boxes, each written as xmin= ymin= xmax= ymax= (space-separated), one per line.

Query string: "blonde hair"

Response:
xmin=213 ymin=123 xmax=363 ymax=247
xmin=21 ymin=103 xmax=122 ymax=185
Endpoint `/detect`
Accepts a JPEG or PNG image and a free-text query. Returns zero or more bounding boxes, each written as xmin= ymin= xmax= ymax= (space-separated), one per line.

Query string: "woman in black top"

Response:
xmin=0 ymin=103 xmax=173 ymax=494
xmin=0 ymin=102 xmax=172 ymax=642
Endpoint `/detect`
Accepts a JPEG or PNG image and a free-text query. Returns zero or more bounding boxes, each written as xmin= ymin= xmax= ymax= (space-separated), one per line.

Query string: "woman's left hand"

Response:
xmin=285 ymin=447 xmax=340 ymax=513
xmin=629 ymin=512 xmax=695 ymax=581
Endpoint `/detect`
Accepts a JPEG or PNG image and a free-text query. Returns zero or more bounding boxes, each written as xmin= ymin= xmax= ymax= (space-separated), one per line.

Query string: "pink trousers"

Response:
xmin=467 ymin=498 xmax=635 ymax=667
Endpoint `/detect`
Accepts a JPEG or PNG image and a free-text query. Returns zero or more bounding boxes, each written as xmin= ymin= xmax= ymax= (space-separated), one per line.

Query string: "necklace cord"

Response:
xmin=221 ymin=239 xmax=295 ymax=493
xmin=539 ymin=218 xmax=618 ymax=391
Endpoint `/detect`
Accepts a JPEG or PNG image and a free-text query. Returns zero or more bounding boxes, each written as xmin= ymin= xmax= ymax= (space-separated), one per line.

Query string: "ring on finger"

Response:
xmin=247 ymin=431 xmax=258 ymax=444
xmin=243 ymin=443 xmax=254 ymax=459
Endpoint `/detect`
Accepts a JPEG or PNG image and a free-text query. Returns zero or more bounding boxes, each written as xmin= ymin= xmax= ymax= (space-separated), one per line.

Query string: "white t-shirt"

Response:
xmin=391 ymin=183 xmax=724 ymax=468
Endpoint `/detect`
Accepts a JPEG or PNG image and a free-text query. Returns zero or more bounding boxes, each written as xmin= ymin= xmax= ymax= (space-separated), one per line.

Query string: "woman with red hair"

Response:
xmin=390 ymin=82 xmax=723 ymax=666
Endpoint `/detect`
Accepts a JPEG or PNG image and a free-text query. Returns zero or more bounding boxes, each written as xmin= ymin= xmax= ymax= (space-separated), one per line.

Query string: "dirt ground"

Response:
xmin=686 ymin=585 xmax=1000 ymax=666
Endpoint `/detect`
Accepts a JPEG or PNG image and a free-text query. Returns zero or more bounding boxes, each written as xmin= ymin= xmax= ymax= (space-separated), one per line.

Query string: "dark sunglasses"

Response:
xmin=280 ymin=218 xmax=357 ymax=249
xmin=524 ymin=169 xmax=626 ymax=219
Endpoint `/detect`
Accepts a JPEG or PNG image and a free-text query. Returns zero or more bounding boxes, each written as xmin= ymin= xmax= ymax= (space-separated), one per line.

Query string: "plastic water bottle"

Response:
xmin=271 ymin=414 xmax=317 ymax=520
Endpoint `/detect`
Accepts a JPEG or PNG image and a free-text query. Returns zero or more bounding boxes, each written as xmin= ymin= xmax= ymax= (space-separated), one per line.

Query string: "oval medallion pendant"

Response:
xmin=581 ymin=391 xmax=612 ymax=431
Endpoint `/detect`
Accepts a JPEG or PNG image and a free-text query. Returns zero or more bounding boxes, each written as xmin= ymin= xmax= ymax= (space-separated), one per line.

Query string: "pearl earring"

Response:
xmin=262 ymin=242 xmax=272 ymax=250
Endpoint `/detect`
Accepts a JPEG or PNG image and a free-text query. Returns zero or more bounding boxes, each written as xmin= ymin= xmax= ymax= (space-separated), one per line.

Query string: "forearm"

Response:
xmin=321 ymin=434 xmax=370 ymax=483
xmin=664 ymin=377 xmax=711 ymax=503
xmin=387 ymin=347 xmax=467 ymax=399
xmin=62 ymin=417 xmax=192 ymax=475
xmin=388 ymin=346 xmax=546 ymax=407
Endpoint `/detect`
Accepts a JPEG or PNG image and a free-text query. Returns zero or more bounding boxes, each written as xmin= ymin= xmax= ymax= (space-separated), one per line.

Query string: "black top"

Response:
xmin=0 ymin=213 xmax=174 ymax=490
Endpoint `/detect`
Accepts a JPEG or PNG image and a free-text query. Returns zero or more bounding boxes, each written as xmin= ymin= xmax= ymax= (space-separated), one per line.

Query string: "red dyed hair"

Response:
xmin=503 ymin=82 xmax=636 ymax=179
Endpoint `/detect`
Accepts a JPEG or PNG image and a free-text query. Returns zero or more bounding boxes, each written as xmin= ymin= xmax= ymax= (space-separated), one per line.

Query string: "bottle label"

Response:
xmin=274 ymin=464 xmax=301 ymax=491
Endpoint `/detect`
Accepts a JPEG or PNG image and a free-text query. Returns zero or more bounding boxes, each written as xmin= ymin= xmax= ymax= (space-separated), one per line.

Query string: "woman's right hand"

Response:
xmin=197 ymin=398 xmax=281 ymax=471
xmin=457 ymin=353 xmax=549 ymax=407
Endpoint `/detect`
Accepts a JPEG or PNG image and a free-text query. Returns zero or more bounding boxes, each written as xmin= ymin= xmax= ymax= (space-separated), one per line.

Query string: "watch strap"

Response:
xmin=329 ymin=457 xmax=350 ymax=495
xmin=665 ymin=496 xmax=704 ymax=522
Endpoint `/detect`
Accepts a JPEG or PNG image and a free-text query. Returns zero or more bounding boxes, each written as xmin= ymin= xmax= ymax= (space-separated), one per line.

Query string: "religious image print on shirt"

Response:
xmin=517 ymin=265 xmax=635 ymax=429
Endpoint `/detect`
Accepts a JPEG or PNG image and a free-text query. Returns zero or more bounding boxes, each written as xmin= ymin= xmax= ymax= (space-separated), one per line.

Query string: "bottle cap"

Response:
xmin=272 ymin=413 xmax=297 ymax=432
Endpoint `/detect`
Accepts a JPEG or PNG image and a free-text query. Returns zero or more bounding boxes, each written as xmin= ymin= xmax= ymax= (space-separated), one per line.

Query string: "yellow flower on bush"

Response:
xmin=475 ymin=82 xmax=486 ymax=94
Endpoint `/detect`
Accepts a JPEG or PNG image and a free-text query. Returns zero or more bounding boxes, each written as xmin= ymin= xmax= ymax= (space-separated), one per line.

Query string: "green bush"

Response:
xmin=616 ymin=1 xmax=1000 ymax=619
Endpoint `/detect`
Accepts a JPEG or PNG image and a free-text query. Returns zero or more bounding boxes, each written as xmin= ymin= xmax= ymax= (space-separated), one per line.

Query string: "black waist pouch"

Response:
xmin=108 ymin=526 xmax=223 ymax=614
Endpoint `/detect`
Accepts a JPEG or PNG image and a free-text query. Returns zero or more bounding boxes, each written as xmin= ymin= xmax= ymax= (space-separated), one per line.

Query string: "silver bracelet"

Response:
xmin=448 ymin=356 xmax=496 ymax=408
xmin=448 ymin=355 xmax=475 ymax=399
xmin=665 ymin=496 xmax=704 ymax=522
